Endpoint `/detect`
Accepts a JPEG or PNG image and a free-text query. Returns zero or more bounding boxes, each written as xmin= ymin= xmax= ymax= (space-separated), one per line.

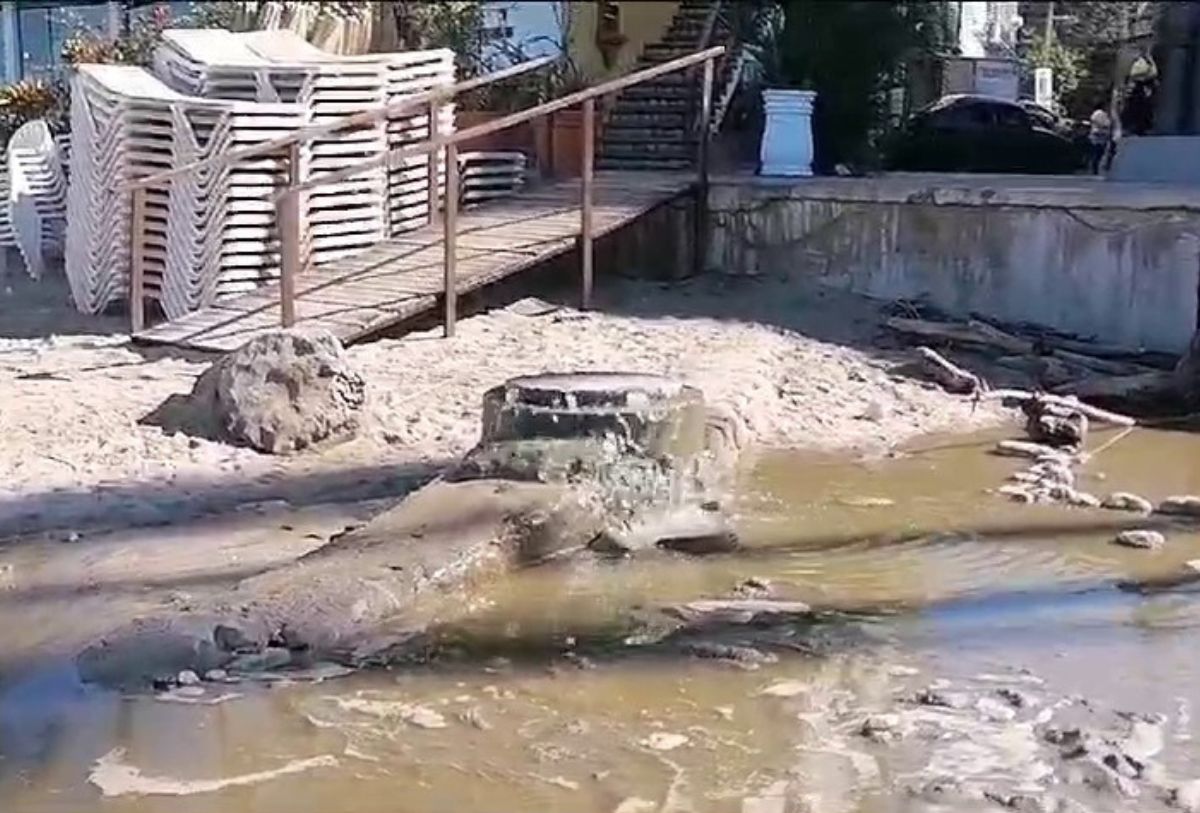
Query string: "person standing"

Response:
xmin=1087 ymin=104 xmax=1112 ymax=174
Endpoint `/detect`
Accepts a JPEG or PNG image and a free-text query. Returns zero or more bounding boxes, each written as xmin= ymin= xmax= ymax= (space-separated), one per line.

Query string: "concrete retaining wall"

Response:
xmin=707 ymin=175 xmax=1200 ymax=352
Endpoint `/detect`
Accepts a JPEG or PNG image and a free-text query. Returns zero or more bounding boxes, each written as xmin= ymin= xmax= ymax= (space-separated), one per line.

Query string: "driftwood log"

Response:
xmin=888 ymin=317 xmax=1160 ymax=377
xmin=915 ymin=347 xmax=984 ymax=394
xmin=887 ymin=317 xmax=1032 ymax=354
xmin=985 ymin=389 xmax=1136 ymax=427
xmin=1057 ymin=371 xmax=1175 ymax=402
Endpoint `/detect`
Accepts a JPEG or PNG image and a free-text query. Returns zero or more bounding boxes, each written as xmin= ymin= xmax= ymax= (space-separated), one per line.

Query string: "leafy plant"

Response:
xmin=61 ymin=3 xmax=176 ymax=68
xmin=739 ymin=3 xmax=793 ymax=89
xmin=1025 ymin=33 xmax=1086 ymax=109
xmin=0 ymin=78 xmax=69 ymax=144
xmin=776 ymin=0 xmax=940 ymax=170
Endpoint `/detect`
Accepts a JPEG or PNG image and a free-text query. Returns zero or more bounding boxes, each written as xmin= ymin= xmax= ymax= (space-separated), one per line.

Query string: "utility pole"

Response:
xmin=1044 ymin=0 xmax=1055 ymax=44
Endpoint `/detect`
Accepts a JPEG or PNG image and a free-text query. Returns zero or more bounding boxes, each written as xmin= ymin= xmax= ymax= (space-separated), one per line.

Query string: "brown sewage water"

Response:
xmin=6 ymin=427 xmax=1200 ymax=812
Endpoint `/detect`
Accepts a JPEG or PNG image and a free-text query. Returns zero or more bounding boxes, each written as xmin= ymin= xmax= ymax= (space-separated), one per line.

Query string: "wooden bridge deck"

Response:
xmin=135 ymin=171 xmax=694 ymax=352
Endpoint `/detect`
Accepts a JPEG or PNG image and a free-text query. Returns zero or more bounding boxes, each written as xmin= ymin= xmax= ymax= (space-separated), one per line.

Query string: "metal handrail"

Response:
xmin=281 ymin=44 xmax=722 ymax=339
xmin=289 ymin=46 xmax=725 ymax=197
xmin=131 ymin=45 xmax=725 ymax=339
xmin=126 ymin=54 xmax=556 ymax=192
xmin=127 ymin=53 xmax=557 ymax=331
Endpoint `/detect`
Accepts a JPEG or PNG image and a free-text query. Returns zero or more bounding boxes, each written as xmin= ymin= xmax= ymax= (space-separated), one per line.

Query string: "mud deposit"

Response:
xmin=6 ymin=428 xmax=1200 ymax=812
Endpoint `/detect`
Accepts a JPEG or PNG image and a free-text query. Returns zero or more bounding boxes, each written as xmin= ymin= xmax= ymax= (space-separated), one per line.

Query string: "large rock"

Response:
xmin=185 ymin=330 xmax=365 ymax=454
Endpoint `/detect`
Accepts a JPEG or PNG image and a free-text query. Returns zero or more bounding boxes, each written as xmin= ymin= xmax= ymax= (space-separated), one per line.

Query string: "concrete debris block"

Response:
xmin=1172 ymin=779 xmax=1200 ymax=812
xmin=913 ymin=688 xmax=971 ymax=709
xmin=666 ymin=599 xmax=811 ymax=626
xmin=1113 ymin=530 xmax=1166 ymax=550
xmin=1101 ymin=493 xmax=1153 ymax=514
xmin=184 ymin=330 xmax=365 ymax=455
xmin=227 ymin=647 xmax=292 ymax=674
xmin=976 ymin=696 xmax=1017 ymax=722
xmin=999 ymin=485 xmax=1035 ymax=503
xmin=642 ymin=732 xmax=689 ymax=751
xmin=1028 ymin=409 xmax=1088 ymax=449
xmin=759 ymin=680 xmax=808 ymax=698
xmin=1066 ymin=490 xmax=1101 ymax=509
xmin=859 ymin=714 xmax=907 ymax=743
xmin=1158 ymin=496 xmax=1200 ymax=517
xmin=1028 ymin=461 xmax=1075 ymax=487
xmin=176 ymin=669 xmax=201 ymax=686
xmin=995 ymin=440 xmax=1060 ymax=460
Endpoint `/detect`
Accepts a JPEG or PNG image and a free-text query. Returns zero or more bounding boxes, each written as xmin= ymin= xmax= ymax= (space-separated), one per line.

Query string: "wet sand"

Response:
xmin=5 ymin=428 xmax=1200 ymax=811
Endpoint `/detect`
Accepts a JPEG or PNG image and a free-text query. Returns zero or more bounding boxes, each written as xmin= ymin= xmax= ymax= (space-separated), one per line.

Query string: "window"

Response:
xmin=992 ymin=104 xmax=1029 ymax=130
xmin=930 ymin=101 xmax=993 ymax=130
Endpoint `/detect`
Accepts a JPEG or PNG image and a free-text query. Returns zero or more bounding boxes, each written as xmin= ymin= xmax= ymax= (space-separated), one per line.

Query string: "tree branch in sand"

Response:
xmin=984 ymin=390 xmax=1136 ymax=427
xmin=915 ymin=347 xmax=985 ymax=395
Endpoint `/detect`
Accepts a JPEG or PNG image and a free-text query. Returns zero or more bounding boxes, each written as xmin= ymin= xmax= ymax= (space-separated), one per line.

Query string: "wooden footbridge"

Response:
xmin=129 ymin=47 xmax=725 ymax=352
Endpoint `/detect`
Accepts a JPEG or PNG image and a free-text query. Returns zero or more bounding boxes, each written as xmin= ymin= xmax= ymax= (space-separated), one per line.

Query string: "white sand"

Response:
xmin=0 ymin=275 xmax=1011 ymax=535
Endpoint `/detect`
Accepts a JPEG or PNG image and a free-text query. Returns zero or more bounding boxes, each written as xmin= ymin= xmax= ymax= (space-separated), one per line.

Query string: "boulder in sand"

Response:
xmin=151 ymin=330 xmax=365 ymax=454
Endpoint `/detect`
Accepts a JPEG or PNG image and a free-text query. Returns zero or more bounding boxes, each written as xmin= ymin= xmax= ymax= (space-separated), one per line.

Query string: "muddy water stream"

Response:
xmin=6 ymin=428 xmax=1200 ymax=811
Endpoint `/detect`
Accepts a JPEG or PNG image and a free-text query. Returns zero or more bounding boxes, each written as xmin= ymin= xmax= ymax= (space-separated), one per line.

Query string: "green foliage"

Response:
xmin=0 ymin=78 xmax=69 ymax=144
xmin=776 ymin=1 xmax=939 ymax=169
xmin=1025 ymin=33 xmax=1086 ymax=108
xmin=61 ymin=4 xmax=176 ymax=68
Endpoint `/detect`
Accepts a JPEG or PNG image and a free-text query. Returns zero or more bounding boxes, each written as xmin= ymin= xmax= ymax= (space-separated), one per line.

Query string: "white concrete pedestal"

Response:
xmin=759 ymin=89 xmax=816 ymax=176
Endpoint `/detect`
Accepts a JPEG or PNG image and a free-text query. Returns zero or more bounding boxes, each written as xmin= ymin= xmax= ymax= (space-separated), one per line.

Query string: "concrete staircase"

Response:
xmin=597 ymin=0 xmax=734 ymax=171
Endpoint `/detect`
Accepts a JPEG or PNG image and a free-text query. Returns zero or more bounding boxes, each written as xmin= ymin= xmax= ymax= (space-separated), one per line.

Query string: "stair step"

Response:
xmin=621 ymin=84 xmax=693 ymax=101
xmin=607 ymin=111 xmax=690 ymax=128
xmin=603 ymin=126 xmax=694 ymax=143
xmin=599 ymin=141 xmax=695 ymax=160
xmin=609 ymin=99 xmax=692 ymax=116
xmin=644 ymin=43 xmax=695 ymax=56
xmin=596 ymin=156 xmax=694 ymax=171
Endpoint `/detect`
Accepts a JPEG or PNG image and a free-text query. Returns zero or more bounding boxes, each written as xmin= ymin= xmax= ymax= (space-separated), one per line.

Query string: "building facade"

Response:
xmin=0 ymin=1 xmax=193 ymax=82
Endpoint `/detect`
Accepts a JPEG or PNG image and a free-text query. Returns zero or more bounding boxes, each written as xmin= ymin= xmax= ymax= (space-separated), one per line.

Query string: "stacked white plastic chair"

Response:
xmin=156 ymin=29 xmax=454 ymax=242
xmin=62 ymin=28 xmax=462 ymax=320
xmin=459 ymin=151 xmax=527 ymax=207
xmin=64 ymin=64 xmax=305 ymax=317
xmin=0 ymin=120 xmax=69 ymax=278
xmin=155 ymin=28 xmax=399 ymax=263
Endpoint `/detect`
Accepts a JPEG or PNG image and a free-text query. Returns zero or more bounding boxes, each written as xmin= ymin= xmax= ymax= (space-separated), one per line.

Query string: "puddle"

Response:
xmin=5 ymin=427 xmax=1200 ymax=811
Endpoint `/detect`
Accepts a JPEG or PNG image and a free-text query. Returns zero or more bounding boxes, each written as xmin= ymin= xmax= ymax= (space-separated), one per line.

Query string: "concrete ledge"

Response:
xmin=708 ymin=176 xmax=1200 ymax=352
xmin=712 ymin=172 xmax=1200 ymax=212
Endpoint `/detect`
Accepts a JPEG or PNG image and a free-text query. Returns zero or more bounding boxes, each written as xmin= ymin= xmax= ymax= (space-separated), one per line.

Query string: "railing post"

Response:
xmin=129 ymin=186 xmax=145 ymax=333
xmin=443 ymin=143 xmax=458 ymax=338
xmin=693 ymin=57 xmax=714 ymax=277
xmin=428 ymin=98 xmax=440 ymax=226
xmin=580 ymin=98 xmax=595 ymax=310
xmin=278 ymin=142 xmax=303 ymax=329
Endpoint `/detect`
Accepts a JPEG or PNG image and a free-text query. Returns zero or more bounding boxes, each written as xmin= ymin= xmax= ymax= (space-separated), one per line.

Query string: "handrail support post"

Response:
xmin=278 ymin=142 xmax=303 ymax=329
xmin=694 ymin=57 xmax=714 ymax=277
xmin=428 ymin=98 xmax=440 ymax=226
xmin=443 ymin=143 xmax=459 ymax=338
xmin=580 ymin=98 xmax=595 ymax=310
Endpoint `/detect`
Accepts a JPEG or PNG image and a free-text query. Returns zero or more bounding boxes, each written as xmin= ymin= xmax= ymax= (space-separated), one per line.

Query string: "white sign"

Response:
xmin=1035 ymin=67 xmax=1054 ymax=107
xmin=974 ymin=59 xmax=1019 ymax=100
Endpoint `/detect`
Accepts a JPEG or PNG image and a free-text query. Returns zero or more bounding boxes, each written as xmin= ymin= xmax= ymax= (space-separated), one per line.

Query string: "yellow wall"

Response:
xmin=567 ymin=1 xmax=681 ymax=81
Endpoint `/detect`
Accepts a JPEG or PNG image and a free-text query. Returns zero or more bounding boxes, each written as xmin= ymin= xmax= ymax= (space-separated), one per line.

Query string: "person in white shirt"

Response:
xmin=1087 ymin=105 xmax=1112 ymax=175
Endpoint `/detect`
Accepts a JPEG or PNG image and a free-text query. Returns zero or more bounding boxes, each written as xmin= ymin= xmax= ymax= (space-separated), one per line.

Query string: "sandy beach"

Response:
xmin=0 ymin=270 xmax=1012 ymax=538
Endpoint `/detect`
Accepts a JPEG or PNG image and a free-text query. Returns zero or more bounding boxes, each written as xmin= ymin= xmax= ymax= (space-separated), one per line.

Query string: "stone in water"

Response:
xmin=1102 ymin=492 xmax=1153 ymax=513
xmin=1159 ymin=496 xmax=1200 ymax=517
xmin=1114 ymin=530 xmax=1165 ymax=550
xmin=759 ymin=680 xmax=808 ymax=698
xmin=642 ymin=732 xmax=689 ymax=751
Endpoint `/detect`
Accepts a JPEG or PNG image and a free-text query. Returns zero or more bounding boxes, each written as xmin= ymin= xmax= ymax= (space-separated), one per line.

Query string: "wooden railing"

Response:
xmin=126 ymin=54 xmax=557 ymax=332
xmin=129 ymin=45 xmax=725 ymax=337
xmin=282 ymin=45 xmax=724 ymax=339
